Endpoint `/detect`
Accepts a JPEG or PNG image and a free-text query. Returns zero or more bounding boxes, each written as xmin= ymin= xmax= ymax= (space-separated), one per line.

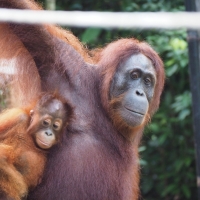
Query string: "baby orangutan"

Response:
xmin=0 ymin=93 xmax=73 ymax=200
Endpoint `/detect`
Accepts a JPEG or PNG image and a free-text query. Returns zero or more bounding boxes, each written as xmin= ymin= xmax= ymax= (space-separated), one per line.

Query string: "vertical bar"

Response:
xmin=185 ymin=0 xmax=200 ymax=199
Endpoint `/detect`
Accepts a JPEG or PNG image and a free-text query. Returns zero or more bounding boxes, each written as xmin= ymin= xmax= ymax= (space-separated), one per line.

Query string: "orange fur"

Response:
xmin=0 ymin=93 xmax=72 ymax=199
xmin=0 ymin=0 xmax=92 ymax=108
xmin=95 ymin=38 xmax=165 ymax=199
xmin=0 ymin=144 xmax=28 ymax=200
xmin=0 ymin=0 xmax=92 ymax=63
xmin=0 ymin=24 xmax=41 ymax=107
xmin=96 ymin=38 xmax=165 ymax=117
xmin=109 ymin=95 xmax=149 ymax=141
xmin=0 ymin=108 xmax=46 ymax=199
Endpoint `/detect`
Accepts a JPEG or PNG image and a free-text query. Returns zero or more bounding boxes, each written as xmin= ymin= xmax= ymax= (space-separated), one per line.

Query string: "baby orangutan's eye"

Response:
xmin=43 ymin=119 xmax=51 ymax=127
xmin=53 ymin=122 xmax=61 ymax=130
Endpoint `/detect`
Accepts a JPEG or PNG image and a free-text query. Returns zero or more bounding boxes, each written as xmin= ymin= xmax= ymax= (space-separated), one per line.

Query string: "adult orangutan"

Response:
xmin=0 ymin=0 xmax=165 ymax=199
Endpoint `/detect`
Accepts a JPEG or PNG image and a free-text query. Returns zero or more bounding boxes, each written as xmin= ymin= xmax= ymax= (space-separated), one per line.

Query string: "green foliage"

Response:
xmin=40 ymin=0 xmax=197 ymax=199
xmin=81 ymin=28 xmax=102 ymax=43
xmin=140 ymin=28 xmax=196 ymax=199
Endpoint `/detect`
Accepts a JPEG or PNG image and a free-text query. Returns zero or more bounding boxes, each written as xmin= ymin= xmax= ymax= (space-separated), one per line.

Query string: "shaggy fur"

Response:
xmin=0 ymin=93 xmax=71 ymax=200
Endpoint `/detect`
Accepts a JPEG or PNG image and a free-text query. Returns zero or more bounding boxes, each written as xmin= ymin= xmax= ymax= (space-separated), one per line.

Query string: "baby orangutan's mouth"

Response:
xmin=36 ymin=137 xmax=51 ymax=149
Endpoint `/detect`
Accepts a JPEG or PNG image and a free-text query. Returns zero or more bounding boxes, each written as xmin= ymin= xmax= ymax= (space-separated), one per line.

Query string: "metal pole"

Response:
xmin=185 ymin=0 xmax=200 ymax=198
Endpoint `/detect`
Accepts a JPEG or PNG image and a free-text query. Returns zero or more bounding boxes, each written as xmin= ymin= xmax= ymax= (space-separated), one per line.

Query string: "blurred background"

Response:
xmin=37 ymin=0 xmax=196 ymax=199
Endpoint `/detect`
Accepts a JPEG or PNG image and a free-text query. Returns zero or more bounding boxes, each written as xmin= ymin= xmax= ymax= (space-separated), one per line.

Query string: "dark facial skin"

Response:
xmin=29 ymin=99 xmax=65 ymax=149
xmin=110 ymin=53 xmax=156 ymax=127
